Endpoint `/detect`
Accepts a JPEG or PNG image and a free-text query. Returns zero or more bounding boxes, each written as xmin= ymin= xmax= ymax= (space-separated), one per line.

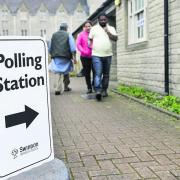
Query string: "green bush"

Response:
xmin=116 ymin=85 xmax=180 ymax=115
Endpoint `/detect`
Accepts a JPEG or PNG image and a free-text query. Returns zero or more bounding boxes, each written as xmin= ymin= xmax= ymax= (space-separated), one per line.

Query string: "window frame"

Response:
xmin=128 ymin=0 xmax=147 ymax=45
xmin=40 ymin=10 xmax=47 ymax=22
xmin=2 ymin=29 xmax=8 ymax=36
xmin=21 ymin=29 xmax=27 ymax=36
xmin=40 ymin=29 xmax=46 ymax=37
xmin=1 ymin=9 xmax=8 ymax=21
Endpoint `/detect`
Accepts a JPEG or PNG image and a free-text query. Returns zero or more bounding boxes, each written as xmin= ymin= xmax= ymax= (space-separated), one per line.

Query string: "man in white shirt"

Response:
xmin=89 ymin=13 xmax=118 ymax=101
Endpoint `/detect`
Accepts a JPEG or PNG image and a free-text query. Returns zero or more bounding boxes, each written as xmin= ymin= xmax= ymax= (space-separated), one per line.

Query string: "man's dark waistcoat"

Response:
xmin=50 ymin=30 xmax=72 ymax=59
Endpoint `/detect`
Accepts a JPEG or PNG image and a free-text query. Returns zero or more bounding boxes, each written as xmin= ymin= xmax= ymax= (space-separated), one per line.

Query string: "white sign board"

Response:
xmin=0 ymin=37 xmax=54 ymax=179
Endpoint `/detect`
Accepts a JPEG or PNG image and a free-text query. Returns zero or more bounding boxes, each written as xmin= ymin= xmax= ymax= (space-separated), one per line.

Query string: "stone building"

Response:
xmin=0 ymin=0 xmax=90 ymax=41
xmin=116 ymin=0 xmax=180 ymax=96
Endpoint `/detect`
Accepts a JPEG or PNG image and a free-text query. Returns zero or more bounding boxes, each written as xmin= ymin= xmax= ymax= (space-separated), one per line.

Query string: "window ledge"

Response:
xmin=127 ymin=40 xmax=148 ymax=51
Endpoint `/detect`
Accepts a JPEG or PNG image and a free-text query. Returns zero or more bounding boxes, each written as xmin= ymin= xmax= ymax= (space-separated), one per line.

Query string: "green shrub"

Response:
xmin=116 ymin=85 xmax=180 ymax=115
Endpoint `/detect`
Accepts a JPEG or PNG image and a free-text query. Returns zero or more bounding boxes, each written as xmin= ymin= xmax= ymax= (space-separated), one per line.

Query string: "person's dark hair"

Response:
xmin=59 ymin=23 xmax=68 ymax=30
xmin=83 ymin=20 xmax=92 ymax=27
xmin=98 ymin=13 xmax=107 ymax=20
xmin=60 ymin=26 xmax=67 ymax=31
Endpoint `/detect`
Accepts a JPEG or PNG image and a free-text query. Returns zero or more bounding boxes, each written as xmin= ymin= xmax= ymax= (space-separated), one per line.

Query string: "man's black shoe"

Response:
xmin=55 ymin=91 xmax=61 ymax=95
xmin=77 ymin=69 xmax=85 ymax=77
xmin=96 ymin=92 xmax=102 ymax=101
xmin=64 ymin=87 xmax=72 ymax=92
xmin=77 ymin=73 xmax=84 ymax=77
xmin=86 ymin=89 xmax=93 ymax=94
xmin=102 ymin=90 xmax=108 ymax=97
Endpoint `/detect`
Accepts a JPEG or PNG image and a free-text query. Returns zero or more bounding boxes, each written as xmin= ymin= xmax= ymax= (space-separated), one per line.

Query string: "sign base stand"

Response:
xmin=8 ymin=159 xmax=69 ymax=180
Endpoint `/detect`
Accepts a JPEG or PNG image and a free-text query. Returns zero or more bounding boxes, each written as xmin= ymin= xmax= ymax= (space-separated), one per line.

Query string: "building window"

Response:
xmin=21 ymin=29 xmax=27 ymax=36
xmin=40 ymin=11 xmax=47 ymax=22
xmin=2 ymin=29 xmax=8 ymax=35
xmin=2 ymin=20 xmax=8 ymax=27
xmin=58 ymin=4 xmax=66 ymax=16
xmin=40 ymin=29 xmax=46 ymax=37
xmin=20 ymin=20 xmax=27 ymax=27
xmin=2 ymin=9 xmax=8 ymax=20
xmin=76 ymin=4 xmax=84 ymax=23
xmin=128 ymin=0 xmax=147 ymax=44
xmin=20 ymin=12 xmax=28 ymax=21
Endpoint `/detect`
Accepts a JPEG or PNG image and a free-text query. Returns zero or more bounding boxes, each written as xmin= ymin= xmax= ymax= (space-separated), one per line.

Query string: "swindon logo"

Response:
xmin=11 ymin=142 xmax=38 ymax=159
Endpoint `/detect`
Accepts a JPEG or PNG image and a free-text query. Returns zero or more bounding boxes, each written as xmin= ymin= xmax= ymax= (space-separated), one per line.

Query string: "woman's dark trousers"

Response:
xmin=80 ymin=56 xmax=94 ymax=90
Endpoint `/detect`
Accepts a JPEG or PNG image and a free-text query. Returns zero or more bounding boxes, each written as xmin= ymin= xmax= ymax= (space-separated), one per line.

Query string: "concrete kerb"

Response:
xmin=112 ymin=89 xmax=180 ymax=120
xmin=8 ymin=158 xmax=70 ymax=180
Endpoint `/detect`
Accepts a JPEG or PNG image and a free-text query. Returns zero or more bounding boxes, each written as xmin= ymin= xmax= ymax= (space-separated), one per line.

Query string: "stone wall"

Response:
xmin=116 ymin=0 xmax=178 ymax=95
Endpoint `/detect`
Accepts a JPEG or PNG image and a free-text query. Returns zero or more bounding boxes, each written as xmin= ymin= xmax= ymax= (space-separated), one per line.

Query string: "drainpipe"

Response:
xmin=164 ymin=0 xmax=169 ymax=95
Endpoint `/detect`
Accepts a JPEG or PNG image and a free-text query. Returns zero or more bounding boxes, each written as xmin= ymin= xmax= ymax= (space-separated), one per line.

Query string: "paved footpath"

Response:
xmin=50 ymin=75 xmax=180 ymax=180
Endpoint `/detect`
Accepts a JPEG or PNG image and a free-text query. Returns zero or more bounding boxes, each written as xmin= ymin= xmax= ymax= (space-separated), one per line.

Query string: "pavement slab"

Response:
xmin=50 ymin=75 xmax=180 ymax=180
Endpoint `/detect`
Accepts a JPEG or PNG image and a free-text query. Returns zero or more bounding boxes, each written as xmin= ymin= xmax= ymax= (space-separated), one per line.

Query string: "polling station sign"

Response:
xmin=0 ymin=37 xmax=54 ymax=179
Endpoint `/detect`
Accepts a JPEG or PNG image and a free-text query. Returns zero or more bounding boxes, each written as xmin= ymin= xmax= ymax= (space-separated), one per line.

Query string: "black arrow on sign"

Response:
xmin=5 ymin=105 xmax=39 ymax=129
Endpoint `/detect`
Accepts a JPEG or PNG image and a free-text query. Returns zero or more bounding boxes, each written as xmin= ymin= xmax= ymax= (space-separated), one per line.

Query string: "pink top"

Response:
xmin=76 ymin=31 xmax=92 ymax=58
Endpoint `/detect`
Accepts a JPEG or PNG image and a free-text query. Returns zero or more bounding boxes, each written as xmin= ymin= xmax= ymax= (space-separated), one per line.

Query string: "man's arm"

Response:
xmin=104 ymin=26 xmax=118 ymax=41
xmin=71 ymin=52 xmax=77 ymax=64
xmin=69 ymin=34 xmax=77 ymax=64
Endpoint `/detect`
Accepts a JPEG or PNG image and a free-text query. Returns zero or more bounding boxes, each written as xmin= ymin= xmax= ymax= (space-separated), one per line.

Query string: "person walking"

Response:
xmin=76 ymin=20 xmax=94 ymax=94
xmin=49 ymin=23 xmax=77 ymax=95
xmin=89 ymin=13 xmax=118 ymax=101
